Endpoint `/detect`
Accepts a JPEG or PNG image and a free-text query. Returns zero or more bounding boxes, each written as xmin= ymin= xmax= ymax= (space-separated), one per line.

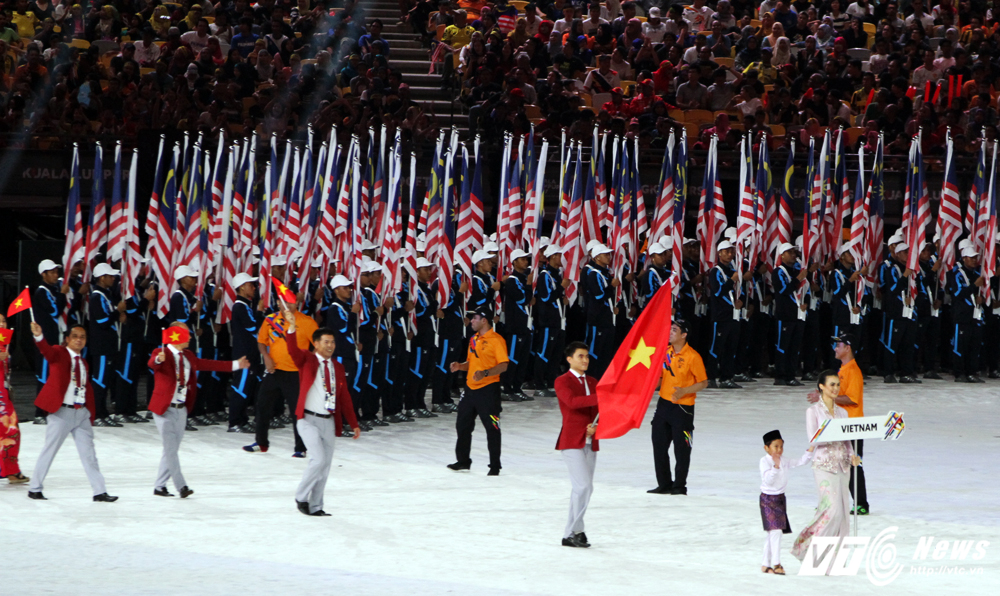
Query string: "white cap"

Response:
xmin=544 ymin=244 xmax=564 ymax=258
xmin=361 ymin=260 xmax=382 ymax=274
xmin=483 ymin=241 xmax=499 ymax=253
xmin=586 ymin=239 xmax=602 ymax=253
xmin=417 ymin=232 xmax=427 ymax=243
xmin=777 ymin=242 xmax=796 ymax=255
xmin=958 ymin=238 xmax=972 ymax=251
xmin=109 ymin=247 xmax=123 ymax=262
xmin=538 ymin=237 xmax=551 ymax=249
xmin=93 ymin=263 xmax=119 ymax=278
xmin=648 ymin=6 xmax=661 ymax=18
xmin=794 ymin=235 xmax=803 ymax=248
xmin=232 ymin=273 xmax=257 ymax=289
xmin=724 ymin=227 xmax=738 ymax=241
xmin=590 ymin=243 xmax=613 ymax=257
xmin=961 ymin=246 xmax=979 ymax=258
xmin=838 ymin=243 xmax=853 ymax=256
xmin=472 ymin=249 xmax=493 ymax=264
xmin=933 ymin=231 xmax=941 ymax=243
xmin=416 ymin=240 xmax=427 ymax=253
xmin=311 ymin=256 xmax=324 ymax=268
xmin=174 ymin=265 xmax=198 ymax=280
xmin=38 ymin=259 xmax=59 ymax=274
xmin=488 ymin=233 xmax=497 ymax=242
xmin=717 ymin=240 xmax=734 ymax=252
xmin=361 ymin=255 xmax=372 ymax=265
xmin=894 ymin=241 xmax=909 ymax=252
xmin=416 ymin=257 xmax=434 ymax=269
xmin=329 ymin=274 xmax=352 ymax=289
xmin=888 ymin=231 xmax=904 ymax=245
xmin=683 ymin=237 xmax=698 ymax=245
xmin=510 ymin=248 xmax=530 ymax=261
xmin=271 ymin=255 xmax=288 ymax=267
xmin=361 ymin=239 xmax=378 ymax=251
xmin=252 ymin=245 xmax=261 ymax=256
xmin=648 ymin=241 xmax=668 ymax=255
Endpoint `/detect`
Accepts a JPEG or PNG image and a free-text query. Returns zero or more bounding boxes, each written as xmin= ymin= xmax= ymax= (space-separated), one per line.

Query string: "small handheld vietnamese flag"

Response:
xmin=0 ymin=328 xmax=12 ymax=346
xmin=6 ymin=287 xmax=31 ymax=318
xmin=272 ymin=278 xmax=297 ymax=306
xmin=162 ymin=326 xmax=191 ymax=346
xmin=594 ymin=279 xmax=673 ymax=440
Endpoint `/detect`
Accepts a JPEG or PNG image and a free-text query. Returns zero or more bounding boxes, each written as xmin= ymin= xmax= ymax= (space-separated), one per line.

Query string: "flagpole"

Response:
xmin=26 ymin=286 xmax=35 ymax=323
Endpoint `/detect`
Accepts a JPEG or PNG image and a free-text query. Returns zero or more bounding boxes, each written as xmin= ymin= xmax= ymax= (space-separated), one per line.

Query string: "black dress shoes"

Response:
xmin=309 ymin=510 xmax=331 ymax=516
xmin=179 ymin=486 xmax=194 ymax=498
xmin=93 ymin=493 xmax=119 ymax=502
xmin=670 ymin=487 xmax=687 ymax=495
xmin=487 ymin=468 xmax=500 ymax=476
xmin=646 ymin=486 xmax=671 ymax=494
xmin=28 ymin=491 xmax=46 ymax=500
xmin=296 ymin=500 xmax=310 ymax=515
xmin=576 ymin=532 xmax=589 ymax=545
xmin=447 ymin=462 xmax=471 ymax=471
xmin=786 ymin=379 xmax=803 ymax=387
xmin=561 ymin=534 xmax=590 ymax=548
xmin=154 ymin=487 xmax=175 ymax=497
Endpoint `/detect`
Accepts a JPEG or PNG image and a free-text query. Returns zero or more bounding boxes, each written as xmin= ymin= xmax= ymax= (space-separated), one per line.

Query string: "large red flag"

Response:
xmin=595 ymin=279 xmax=673 ymax=440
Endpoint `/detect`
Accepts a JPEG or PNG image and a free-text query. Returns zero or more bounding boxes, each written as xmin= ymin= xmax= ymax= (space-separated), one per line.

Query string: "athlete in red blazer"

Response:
xmin=34 ymin=336 xmax=96 ymax=422
xmin=147 ymin=347 xmax=242 ymax=416
xmin=554 ymin=371 xmax=600 ymax=452
xmin=285 ymin=328 xmax=359 ymax=436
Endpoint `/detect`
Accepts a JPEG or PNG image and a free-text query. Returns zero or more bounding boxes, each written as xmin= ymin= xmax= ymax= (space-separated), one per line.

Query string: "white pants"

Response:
xmin=153 ymin=407 xmax=188 ymax=491
xmin=296 ymin=414 xmax=336 ymax=514
xmin=763 ymin=530 xmax=783 ymax=567
xmin=561 ymin=444 xmax=597 ymax=539
xmin=29 ymin=406 xmax=107 ymax=496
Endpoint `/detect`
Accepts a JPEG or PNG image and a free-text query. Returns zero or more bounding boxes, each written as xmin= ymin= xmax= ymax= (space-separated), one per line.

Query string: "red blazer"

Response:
xmin=147 ymin=348 xmax=235 ymax=415
xmin=554 ymin=371 xmax=600 ymax=451
xmin=33 ymin=338 xmax=96 ymax=422
xmin=285 ymin=329 xmax=359 ymax=435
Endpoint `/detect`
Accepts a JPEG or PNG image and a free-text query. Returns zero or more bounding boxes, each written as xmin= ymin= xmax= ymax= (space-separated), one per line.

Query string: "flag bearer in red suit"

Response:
xmin=27 ymin=321 xmax=117 ymax=502
xmin=284 ymin=311 xmax=360 ymax=517
xmin=554 ymin=341 xmax=600 ymax=549
xmin=149 ymin=323 xmax=249 ymax=498
xmin=0 ymin=314 xmax=28 ymax=484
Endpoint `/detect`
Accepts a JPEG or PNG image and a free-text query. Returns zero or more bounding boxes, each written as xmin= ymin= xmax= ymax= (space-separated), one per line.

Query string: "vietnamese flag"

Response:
xmin=594 ymin=280 xmax=673 ymax=440
xmin=0 ymin=328 xmax=12 ymax=346
xmin=271 ymin=278 xmax=297 ymax=306
xmin=6 ymin=288 xmax=31 ymax=318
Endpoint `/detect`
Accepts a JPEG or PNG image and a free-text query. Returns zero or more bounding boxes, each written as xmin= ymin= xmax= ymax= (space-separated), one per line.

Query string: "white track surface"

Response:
xmin=4 ymin=381 xmax=998 ymax=595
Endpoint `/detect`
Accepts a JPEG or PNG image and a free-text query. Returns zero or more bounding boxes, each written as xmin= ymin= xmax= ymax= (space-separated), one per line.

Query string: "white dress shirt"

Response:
xmin=570 ymin=370 xmax=590 ymax=395
xmin=304 ymin=354 xmax=336 ymax=414
xmin=64 ymin=347 xmax=86 ymax=406
xmin=759 ymin=451 xmax=813 ymax=495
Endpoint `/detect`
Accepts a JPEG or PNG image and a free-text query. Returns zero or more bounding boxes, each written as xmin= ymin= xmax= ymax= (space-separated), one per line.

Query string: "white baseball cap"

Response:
xmin=38 ymin=259 xmax=59 ymax=274
xmin=311 ymin=256 xmax=324 ymax=268
xmin=888 ymin=231 xmax=904 ymax=245
xmin=362 ymin=260 xmax=382 ymax=274
xmin=838 ymin=243 xmax=853 ymax=256
xmin=488 ymin=233 xmax=497 ymax=242
xmin=416 ymin=240 xmax=427 ymax=253
xmin=472 ymin=249 xmax=492 ymax=264
xmin=483 ymin=241 xmax=499 ymax=253
xmin=510 ymin=248 xmax=530 ymax=261
xmin=683 ymin=237 xmax=698 ymax=245
xmin=724 ymin=227 xmax=738 ymax=241
xmin=416 ymin=257 xmax=434 ymax=269
xmin=717 ymin=240 xmax=734 ymax=251
xmin=590 ymin=243 xmax=613 ymax=257
xmin=958 ymin=238 xmax=972 ymax=251
xmin=894 ymin=241 xmax=909 ymax=252
xmin=961 ymin=246 xmax=979 ymax=258
xmin=232 ymin=273 xmax=257 ymax=289
xmin=544 ymin=244 xmax=564 ymax=258
xmin=538 ymin=237 xmax=551 ymax=249
xmin=361 ymin=239 xmax=378 ymax=251
xmin=174 ymin=265 xmax=198 ymax=280
xmin=586 ymin=239 xmax=602 ymax=253
xmin=93 ymin=263 xmax=119 ymax=278
xmin=329 ymin=274 xmax=352 ymax=289
xmin=252 ymin=245 xmax=261 ymax=256
xmin=648 ymin=241 xmax=668 ymax=255
xmin=777 ymin=242 xmax=796 ymax=255
xmin=271 ymin=255 xmax=288 ymax=267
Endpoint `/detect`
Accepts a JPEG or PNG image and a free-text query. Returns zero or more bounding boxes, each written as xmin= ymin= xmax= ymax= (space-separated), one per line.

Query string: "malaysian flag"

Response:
xmin=316 ymin=135 xmax=342 ymax=278
xmin=630 ymin=136 xmax=647 ymax=266
xmin=802 ymin=137 xmax=819 ymax=265
xmin=938 ymin=134 xmax=963 ymax=286
xmin=122 ymin=148 xmax=140 ymax=301
xmin=981 ymin=151 xmax=998 ymax=305
xmin=581 ymin=144 xmax=600 ymax=248
xmin=831 ymin=130 xmax=850 ymax=259
xmin=866 ymin=135 xmax=885 ymax=270
xmin=975 ymin=144 xmax=994 ymax=254
xmin=849 ymin=144 xmax=869 ymax=312
xmin=778 ymin=140 xmax=795 ymax=250
xmin=296 ymin=141 xmax=326 ymax=281
xmin=757 ymin=138 xmax=775 ymax=279
xmin=966 ymin=142 xmax=985 ymax=238
xmin=650 ymin=129 xmax=675 ymax=245
xmin=736 ymin=134 xmax=756 ymax=278
xmin=144 ymin=136 xmax=165 ymax=262
xmin=195 ymin=148 xmax=213 ymax=296
xmin=216 ymin=148 xmax=237 ymax=325
xmin=669 ymin=130 xmax=688 ymax=295
xmin=904 ymin=135 xmax=930 ymax=303
xmin=277 ymin=146 xmax=304 ymax=265
xmin=180 ymin=143 xmax=204 ymax=268
xmin=371 ymin=125 xmax=388 ymax=244
xmin=380 ymin=132 xmax=404 ymax=301
xmin=259 ymin=161 xmax=276 ymax=309
xmin=107 ymin=142 xmax=126 ymax=261
xmin=83 ymin=142 xmax=106 ymax=280
xmin=563 ymin=142 xmax=586 ymax=306
xmin=208 ymin=135 xmax=227 ymax=262
xmin=62 ymin=145 xmax=85 ymax=312
xmin=696 ymin=136 xmax=726 ymax=274
xmin=610 ymin=138 xmax=630 ymax=304
xmin=151 ymin=145 xmax=180 ymax=317
xmin=455 ymin=136 xmax=484 ymax=284
xmin=436 ymin=145 xmax=458 ymax=309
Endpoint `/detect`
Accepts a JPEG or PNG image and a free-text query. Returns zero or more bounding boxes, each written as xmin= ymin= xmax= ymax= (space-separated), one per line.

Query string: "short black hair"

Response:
xmin=565 ymin=341 xmax=589 ymax=358
xmin=67 ymin=324 xmax=87 ymax=335
xmin=312 ymin=328 xmax=335 ymax=343
xmin=816 ymin=368 xmax=839 ymax=390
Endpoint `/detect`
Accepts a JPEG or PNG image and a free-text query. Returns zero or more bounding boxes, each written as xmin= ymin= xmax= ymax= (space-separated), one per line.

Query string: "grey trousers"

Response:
xmin=295 ymin=414 xmax=336 ymax=514
xmin=561 ymin=443 xmax=597 ymax=539
xmin=29 ymin=406 xmax=107 ymax=496
xmin=153 ymin=407 xmax=188 ymax=491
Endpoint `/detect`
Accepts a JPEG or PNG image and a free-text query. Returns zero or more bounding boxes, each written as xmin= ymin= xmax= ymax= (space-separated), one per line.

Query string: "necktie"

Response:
xmin=322 ymin=359 xmax=332 ymax=395
xmin=174 ymin=351 xmax=186 ymax=396
xmin=580 ymin=374 xmax=589 ymax=396
xmin=73 ymin=356 xmax=83 ymax=405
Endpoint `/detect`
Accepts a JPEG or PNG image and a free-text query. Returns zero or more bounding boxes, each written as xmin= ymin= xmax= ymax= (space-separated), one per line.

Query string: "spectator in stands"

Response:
xmin=675 ymin=65 xmax=708 ymax=109
xmin=584 ymin=53 xmax=621 ymax=94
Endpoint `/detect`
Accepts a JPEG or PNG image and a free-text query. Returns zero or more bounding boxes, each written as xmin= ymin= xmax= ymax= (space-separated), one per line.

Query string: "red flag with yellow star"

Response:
xmin=162 ymin=326 xmax=191 ymax=346
xmin=271 ymin=278 xmax=297 ymax=306
xmin=6 ymin=288 xmax=31 ymax=318
xmin=0 ymin=328 xmax=12 ymax=345
xmin=594 ymin=280 xmax=673 ymax=440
